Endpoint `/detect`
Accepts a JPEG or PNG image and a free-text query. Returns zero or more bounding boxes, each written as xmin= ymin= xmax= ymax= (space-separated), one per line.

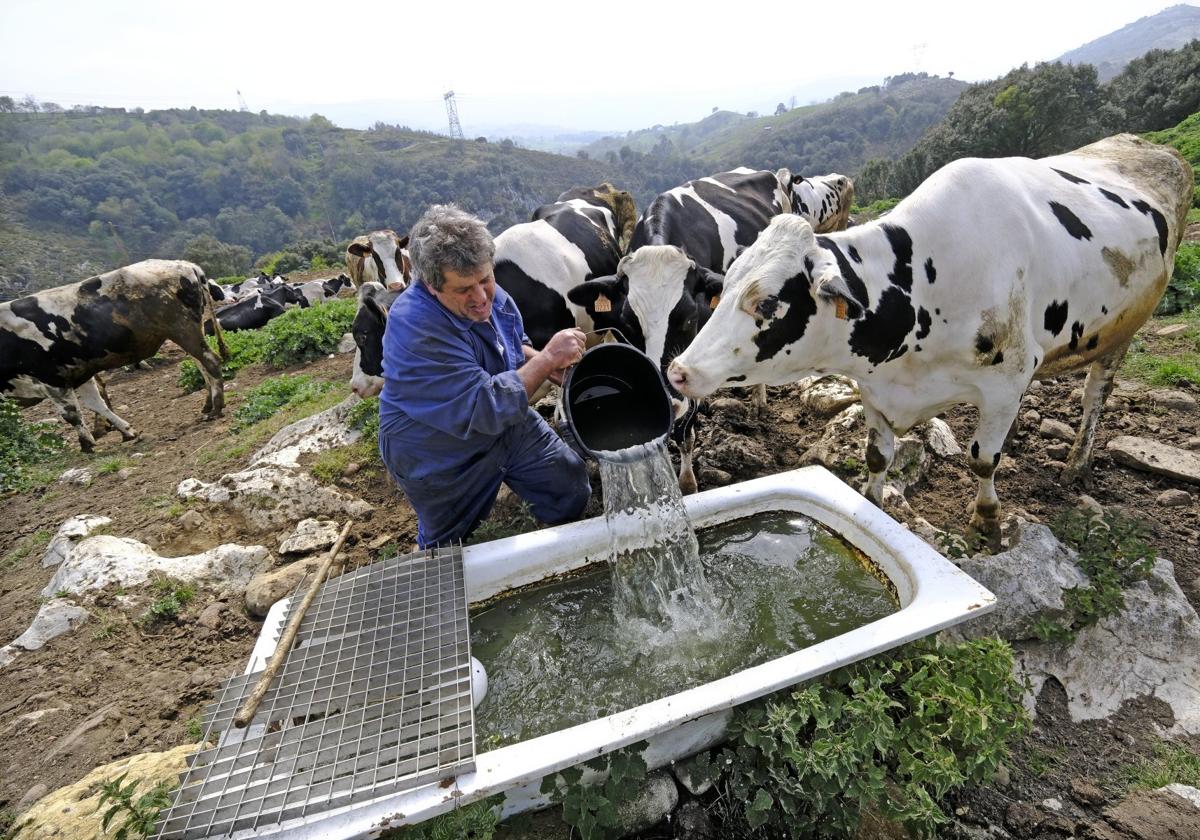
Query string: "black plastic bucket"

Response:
xmin=560 ymin=343 xmax=674 ymax=461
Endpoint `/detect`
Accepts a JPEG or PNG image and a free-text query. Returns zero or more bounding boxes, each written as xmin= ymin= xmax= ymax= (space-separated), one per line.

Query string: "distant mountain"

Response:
xmin=583 ymin=74 xmax=968 ymax=178
xmin=1056 ymin=3 xmax=1200 ymax=81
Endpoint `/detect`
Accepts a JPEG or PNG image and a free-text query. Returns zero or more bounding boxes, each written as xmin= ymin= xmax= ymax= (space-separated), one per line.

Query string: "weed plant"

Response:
xmin=1036 ymin=509 xmax=1156 ymax=642
xmin=138 ymin=578 xmax=197 ymax=625
xmin=1115 ymin=740 xmax=1200 ymax=792
xmin=95 ymin=773 xmax=173 ymax=840
xmin=719 ymin=637 xmax=1028 ymax=838
xmin=232 ymin=374 xmax=335 ymax=431
xmin=0 ymin=397 xmax=67 ymax=492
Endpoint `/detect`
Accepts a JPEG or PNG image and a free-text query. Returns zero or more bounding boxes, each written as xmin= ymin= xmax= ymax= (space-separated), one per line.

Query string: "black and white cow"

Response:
xmin=349 ymin=282 xmax=400 ymax=398
xmin=298 ymin=274 xmax=353 ymax=306
xmin=214 ymin=283 xmax=307 ymax=332
xmin=779 ymin=169 xmax=855 ymax=233
xmin=13 ymin=374 xmax=138 ymax=444
xmin=494 ymin=184 xmax=636 ymax=349
xmin=668 ymin=134 xmax=1193 ymax=547
xmin=564 ymin=168 xmax=797 ymax=492
xmin=1 ymin=259 xmax=228 ymax=451
xmin=346 ymin=230 xmax=411 ymax=291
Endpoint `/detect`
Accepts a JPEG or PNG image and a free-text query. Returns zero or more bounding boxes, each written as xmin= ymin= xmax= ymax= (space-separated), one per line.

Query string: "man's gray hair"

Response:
xmin=407 ymin=204 xmax=495 ymax=291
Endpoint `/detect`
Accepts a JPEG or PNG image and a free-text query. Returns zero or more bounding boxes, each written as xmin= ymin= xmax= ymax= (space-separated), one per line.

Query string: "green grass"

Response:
xmin=309 ymin=396 xmax=381 ymax=483
xmin=137 ymin=578 xmax=197 ymax=625
xmin=2 ymin=529 xmax=52 ymax=570
xmin=96 ymin=456 xmax=126 ymax=475
xmin=1115 ymin=741 xmax=1200 ymax=793
xmin=197 ymin=383 xmax=350 ymax=466
xmin=0 ymin=397 xmax=69 ymax=493
xmin=1121 ymin=310 xmax=1200 ymax=387
xmin=232 ymin=374 xmax=336 ymax=432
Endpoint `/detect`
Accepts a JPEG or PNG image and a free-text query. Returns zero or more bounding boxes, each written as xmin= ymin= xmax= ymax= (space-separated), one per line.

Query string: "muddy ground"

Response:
xmin=0 ymin=314 xmax=1198 ymax=836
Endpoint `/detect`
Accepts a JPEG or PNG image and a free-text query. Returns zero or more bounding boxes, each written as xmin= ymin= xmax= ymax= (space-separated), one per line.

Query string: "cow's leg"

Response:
xmin=173 ymin=332 xmax=225 ymax=419
xmin=678 ymin=425 xmax=698 ymax=495
xmin=860 ymin=402 xmax=895 ymax=506
xmin=45 ymin=385 xmax=97 ymax=452
xmin=77 ymin=377 xmax=138 ymax=442
xmin=1062 ymin=339 xmax=1131 ymax=486
xmin=752 ymin=384 xmax=768 ymax=412
xmin=966 ymin=403 xmax=1020 ymax=552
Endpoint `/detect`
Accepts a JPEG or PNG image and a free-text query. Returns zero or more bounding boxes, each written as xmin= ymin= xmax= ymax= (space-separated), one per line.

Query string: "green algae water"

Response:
xmin=470 ymin=510 xmax=898 ymax=745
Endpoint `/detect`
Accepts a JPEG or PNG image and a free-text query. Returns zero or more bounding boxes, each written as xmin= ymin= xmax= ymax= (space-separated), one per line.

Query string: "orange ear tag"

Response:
xmin=594 ymin=293 xmax=612 ymax=313
xmin=709 ymin=295 xmax=721 ymax=309
xmin=834 ymin=297 xmax=848 ymax=320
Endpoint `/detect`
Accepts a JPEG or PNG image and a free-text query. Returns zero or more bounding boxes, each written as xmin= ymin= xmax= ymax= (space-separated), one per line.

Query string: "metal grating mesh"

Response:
xmin=155 ymin=544 xmax=476 ymax=838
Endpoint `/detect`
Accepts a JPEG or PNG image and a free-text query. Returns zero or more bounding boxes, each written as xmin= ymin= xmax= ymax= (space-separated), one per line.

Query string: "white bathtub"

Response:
xmin=238 ymin=465 xmax=995 ymax=837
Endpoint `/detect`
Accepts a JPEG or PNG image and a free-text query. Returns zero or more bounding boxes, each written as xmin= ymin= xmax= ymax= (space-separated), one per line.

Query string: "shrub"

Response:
xmin=233 ymin=375 xmax=336 ymax=431
xmin=723 ymin=637 xmax=1029 ymax=838
xmin=0 ymin=397 xmax=67 ymax=492
xmin=95 ymin=773 xmax=173 ymax=840
xmin=177 ymin=298 xmax=356 ymax=392
xmin=1156 ymin=241 xmax=1200 ymax=315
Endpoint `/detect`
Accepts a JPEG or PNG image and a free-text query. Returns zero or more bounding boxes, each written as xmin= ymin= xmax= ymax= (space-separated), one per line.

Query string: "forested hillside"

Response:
xmin=583 ymin=74 xmax=966 ymax=175
xmin=1056 ymin=3 xmax=1200 ymax=81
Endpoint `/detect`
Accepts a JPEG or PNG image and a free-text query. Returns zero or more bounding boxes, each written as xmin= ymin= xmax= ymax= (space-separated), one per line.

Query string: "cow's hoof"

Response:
xmin=121 ymin=429 xmax=140 ymax=442
xmin=968 ymin=514 xmax=1002 ymax=554
xmin=678 ymin=473 xmax=698 ymax=496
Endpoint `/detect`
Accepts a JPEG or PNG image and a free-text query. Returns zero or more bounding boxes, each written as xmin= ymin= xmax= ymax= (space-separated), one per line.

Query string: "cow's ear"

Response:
xmin=696 ymin=267 xmax=725 ymax=307
xmin=348 ymin=241 xmax=371 ymax=257
xmin=814 ymin=274 xmax=861 ymax=320
xmin=567 ymin=275 xmax=622 ymax=310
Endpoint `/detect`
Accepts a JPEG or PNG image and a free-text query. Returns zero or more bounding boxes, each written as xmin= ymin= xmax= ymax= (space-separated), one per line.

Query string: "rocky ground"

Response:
xmin=1 ymin=312 xmax=1199 ymax=838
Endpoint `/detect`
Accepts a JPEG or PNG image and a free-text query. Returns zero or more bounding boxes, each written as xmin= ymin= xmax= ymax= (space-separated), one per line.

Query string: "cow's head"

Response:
xmin=323 ymin=274 xmax=354 ymax=298
xmin=567 ymin=245 xmax=723 ymax=373
xmin=668 ymin=215 xmax=851 ymax=399
xmin=350 ymin=282 xmax=401 ymax=397
xmin=788 ymin=173 xmax=855 ymax=233
xmin=347 ymin=231 xmax=412 ymax=291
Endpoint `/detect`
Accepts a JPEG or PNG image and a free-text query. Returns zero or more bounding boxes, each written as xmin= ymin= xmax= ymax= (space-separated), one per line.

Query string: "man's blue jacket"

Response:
xmin=378 ymin=281 xmax=532 ymax=480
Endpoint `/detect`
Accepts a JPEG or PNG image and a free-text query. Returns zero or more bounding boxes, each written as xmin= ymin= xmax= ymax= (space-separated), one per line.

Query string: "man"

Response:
xmin=378 ymin=204 xmax=591 ymax=547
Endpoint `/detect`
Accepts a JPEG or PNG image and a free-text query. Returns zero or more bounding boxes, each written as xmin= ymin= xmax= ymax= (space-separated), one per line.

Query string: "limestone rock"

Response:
xmin=337 ymin=331 xmax=357 ymax=354
xmin=797 ymin=375 xmax=858 ymax=417
xmin=1045 ymin=442 xmax=1071 ymax=461
xmin=613 ymin=770 xmax=678 ymax=837
xmin=672 ymin=751 xmax=718 ymax=796
xmin=41 ymin=535 xmax=270 ymax=598
xmin=1100 ymin=786 xmax=1200 ymax=839
xmin=251 ymin=395 xmax=362 ymax=469
xmin=801 ymin=404 xmax=864 ymax=468
xmin=924 ymin=417 xmax=962 ymax=458
xmin=1107 ymin=436 xmax=1200 ymax=485
xmin=178 ymin=465 xmax=373 ymax=532
xmin=245 ymin=556 xmax=323 ymax=617
xmin=1157 ymin=488 xmax=1193 ymax=507
xmin=1148 ymin=389 xmax=1198 ymax=413
xmin=1039 ymin=418 xmax=1075 ymax=442
xmin=1155 ymin=323 xmax=1190 ymax=337
xmin=57 ymin=467 xmax=92 ymax=486
xmin=178 ymin=509 xmax=206 ymax=531
xmin=279 ymin=518 xmax=340 ymax=555
xmin=196 ymin=601 xmax=225 ymax=630
xmin=41 ymin=514 xmax=111 ymax=568
xmin=946 ymin=524 xmax=1200 ymax=734
xmin=674 ymin=800 xmax=716 ymax=840
xmin=0 ymin=600 xmax=89 ymax=668
xmin=11 ymin=744 xmax=195 ymax=837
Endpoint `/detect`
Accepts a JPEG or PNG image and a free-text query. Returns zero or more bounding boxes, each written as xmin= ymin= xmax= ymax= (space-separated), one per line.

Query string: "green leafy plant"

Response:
xmin=1036 ymin=509 xmax=1157 ymax=642
xmin=0 ymin=397 xmax=67 ymax=493
xmin=232 ymin=374 xmax=335 ymax=431
xmin=184 ymin=716 xmax=204 ymax=743
xmin=722 ymin=637 xmax=1029 ymax=838
xmin=1156 ymin=241 xmax=1200 ymax=315
xmin=384 ymin=794 xmax=502 ymax=839
xmin=96 ymin=456 xmax=126 ymax=475
xmin=539 ymin=743 xmax=650 ymax=840
xmin=95 ymin=773 xmax=173 ymax=840
xmin=138 ymin=578 xmax=197 ymax=625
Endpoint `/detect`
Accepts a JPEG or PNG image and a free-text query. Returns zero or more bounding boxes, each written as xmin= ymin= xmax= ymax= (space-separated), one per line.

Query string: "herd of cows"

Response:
xmin=0 ymin=133 xmax=1192 ymax=545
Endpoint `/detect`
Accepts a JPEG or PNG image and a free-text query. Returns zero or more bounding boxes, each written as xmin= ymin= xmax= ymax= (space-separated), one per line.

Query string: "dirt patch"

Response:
xmin=1 ymin=317 xmax=1198 ymax=823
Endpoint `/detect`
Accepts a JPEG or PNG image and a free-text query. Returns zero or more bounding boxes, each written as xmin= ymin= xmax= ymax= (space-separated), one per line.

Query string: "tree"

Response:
xmin=1106 ymin=39 xmax=1200 ymax=133
xmin=775 ymin=103 xmax=787 ymax=116
xmin=182 ymin=234 xmax=252 ymax=277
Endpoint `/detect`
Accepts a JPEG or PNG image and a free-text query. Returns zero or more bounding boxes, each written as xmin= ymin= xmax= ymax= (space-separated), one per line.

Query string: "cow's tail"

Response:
xmin=202 ymin=276 xmax=230 ymax=361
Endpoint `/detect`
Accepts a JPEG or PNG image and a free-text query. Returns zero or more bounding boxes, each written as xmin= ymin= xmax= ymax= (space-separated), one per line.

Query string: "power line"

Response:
xmin=443 ymin=91 xmax=463 ymax=139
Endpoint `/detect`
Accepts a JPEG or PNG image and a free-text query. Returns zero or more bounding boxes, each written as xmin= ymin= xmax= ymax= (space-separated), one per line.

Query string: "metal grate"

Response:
xmin=155 ymin=544 xmax=476 ymax=838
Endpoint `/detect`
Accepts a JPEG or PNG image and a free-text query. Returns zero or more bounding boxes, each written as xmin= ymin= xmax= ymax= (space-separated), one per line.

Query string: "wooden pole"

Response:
xmin=233 ymin=519 xmax=354 ymax=729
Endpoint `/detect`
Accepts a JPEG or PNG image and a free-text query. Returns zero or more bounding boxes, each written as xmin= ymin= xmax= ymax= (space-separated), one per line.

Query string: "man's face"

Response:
xmin=430 ymin=263 xmax=496 ymax=322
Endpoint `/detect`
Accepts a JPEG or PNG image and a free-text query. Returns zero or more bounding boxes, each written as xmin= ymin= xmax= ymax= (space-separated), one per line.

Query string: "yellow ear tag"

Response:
xmin=594 ymin=293 xmax=612 ymax=313
xmin=834 ymin=297 xmax=848 ymax=320
xmin=709 ymin=294 xmax=721 ymax=309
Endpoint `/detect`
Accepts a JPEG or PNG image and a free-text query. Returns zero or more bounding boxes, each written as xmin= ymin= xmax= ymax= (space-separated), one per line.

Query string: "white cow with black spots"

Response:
xmin=668 ymin=134 xmax=1192 ymax=548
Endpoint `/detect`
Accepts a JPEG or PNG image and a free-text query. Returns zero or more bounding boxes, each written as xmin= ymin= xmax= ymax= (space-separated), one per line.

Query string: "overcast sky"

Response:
xmin=0 ymin=0 xmax=1188 ymax=134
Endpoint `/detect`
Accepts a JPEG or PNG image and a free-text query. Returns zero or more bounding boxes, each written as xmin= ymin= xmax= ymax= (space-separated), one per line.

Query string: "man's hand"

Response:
xmin=517 ymin=328 xmax=585 ymax=397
